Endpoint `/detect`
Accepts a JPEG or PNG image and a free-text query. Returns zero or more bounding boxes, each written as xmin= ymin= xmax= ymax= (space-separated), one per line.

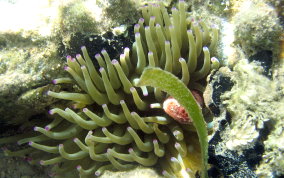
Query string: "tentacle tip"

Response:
xmin=173 ymin=130 xmax=180 ymax=137
xmin=134 ymin=24 xmax=140 ymax=28
xmin=130 ymin=87 xmax=135 ymax=92
xmin=145 ymin=26 xmax=150 ymax=30
xmin=76 ymin=165 xmax=81 ymax=170
xmin=124 ymin=47 xmax=130 ymax=51
xmin=111 ymin=59 xmax=118 ymax=65
xmin=99 ymin=67 xmax=104 ymax=73
xmin=52 ymin=79 xmax=57 ymax=84
xmin=127 ymin=126 xmax=132 ymax=131
xmin=66 ymin=55 xmax=72 ymax=60
xmin=203 ymin=46 xmax=209 ymax=51
xmin=150 ymin=16 xmax=155 ymax=20
xmin=171 ymin=7 xmax=177 ymax=11
xmin=120 ymin=100 xmax=125 ymax=104
xmin=81 ymin=65 xmax=86 ymax=69
xmin=143 ymin=93 xmax=148 ymax=97
xmin=148 ymin=51 xmax=153 ymax=55
xmin=128 ymin=148 xmax=133 ymax=152
xmin=28 ymin=141 xmax=33 ymax=146
xmin=39 ymin=160 xmax=44 ymax=165
xmin=72 ymin=104 xmax=78 ymax=110
xmin=138 ymin=18 xmax=144 ymax=22
xmin=120 ymin=54 xmax=125 ymax=58
xmin=187 ymin=29 xmax=193 ymax=33
xmin=46 ymin=91 xmax=51 ymax=96
xmin=76 ymin=54 xmax=81 ymax=58
xmin=81 ymin=46 xmax=86 ymax=50
xmin=170 ymin=157 xmax=176 ymax=161
xmin=135 ymin=32 xmax=140 ymax=37
xmin=211 ymin=57 xmax=219 ymax=62
xmin=179 ymin=58 xmax=185 ymax=62
xmin=101 ymin=49 xmax=107 ymax=53
xmin=82 ymin=108 xmax=87 ymax=112
xmin=95 ymin=172 xmax=101 ymax=176
xmin=162 ymin=170 xmax=167 ymax=176
xmin=174 ymin=142 xmax=180 ymax=147
xmin=64 ymin=66 xmax=69 ymax=71
xmin=102 ymin=127 xmax=107 ymax=132
xmin=153 ymin=139 xmax=158 ymax=143
xmin=73 ymin=138 xmax=79 ymax=142
xmin=95 ymin=53 xmax=100 ymax=58
xmin=33 ymin=127 xmax=39 ymax=131
xmin=44 ymin=126 xmax=50 ymax=131
xmin=48 ymin=110 xmax=54 ymax=115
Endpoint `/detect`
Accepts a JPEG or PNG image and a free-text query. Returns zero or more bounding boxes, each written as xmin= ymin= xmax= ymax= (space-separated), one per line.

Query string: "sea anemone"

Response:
xmin=0 ymin=1 xmax=219 ymax=177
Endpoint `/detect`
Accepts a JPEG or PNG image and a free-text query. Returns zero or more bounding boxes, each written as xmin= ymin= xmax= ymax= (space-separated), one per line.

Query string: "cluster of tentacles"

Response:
xmin=0 ymin=1 xmax=219 ymax=177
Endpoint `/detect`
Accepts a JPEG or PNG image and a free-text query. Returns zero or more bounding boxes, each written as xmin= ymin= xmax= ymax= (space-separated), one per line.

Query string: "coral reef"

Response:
xmin=232 ymin=0 xmax=282 ymax=56
xmin=0 ymin=40 xmax=63 ymax=124
xmin=0 ymin=1 xmax=219 ymax=177
xmin=206 ymin=57 xmax=284 ymax=177
xmin=0 ymin=0 xmax=140 ymax=125
xmin=220 ymin=59 xmax=275 ymax=151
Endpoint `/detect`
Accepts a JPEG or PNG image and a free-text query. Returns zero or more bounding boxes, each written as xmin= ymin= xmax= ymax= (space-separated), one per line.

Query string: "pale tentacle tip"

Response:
xmin=203 ymin=46 xmax=209 ymax=51
xmin=48 ymin=109 xmax=54 ymax=115
xmin=95 ymin=171 xmax=101 ymax=176
xmin=76 ymin=165 xmax=82 ymax=170
xmin=111 ymin=59 xmax=118 ymax=65
xmin=52 ymin=79 xmax=57 ymax=84
xmin=99 ymin=67 xmax=104 ymax=73
xmin=46 ymin=91 xmax=51 ymax=96
xmin=76 ymin=54 xmax=81 ymax=58
xmin=138 ymin=18 xmax=144 ymax=23
xmin=64 ymin=66 xmax=69 ymax=71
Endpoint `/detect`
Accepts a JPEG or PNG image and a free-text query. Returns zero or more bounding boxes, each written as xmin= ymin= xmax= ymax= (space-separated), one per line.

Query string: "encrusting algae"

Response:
xmin=0 ymin=1 xmax=219 ymax=177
